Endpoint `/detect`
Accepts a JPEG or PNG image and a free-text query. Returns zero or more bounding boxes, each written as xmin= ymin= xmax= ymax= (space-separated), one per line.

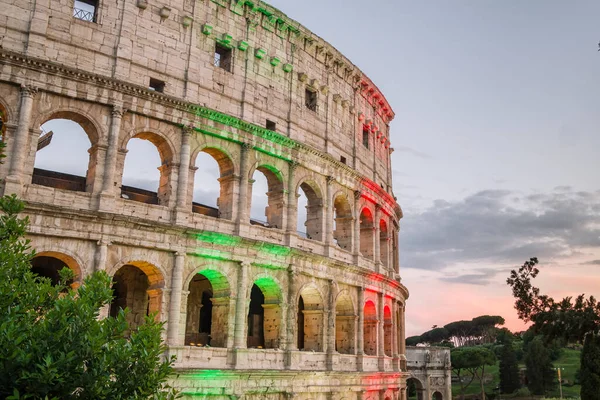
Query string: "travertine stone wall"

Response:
xmin=0 ymin=0 xmax=444 ymax=398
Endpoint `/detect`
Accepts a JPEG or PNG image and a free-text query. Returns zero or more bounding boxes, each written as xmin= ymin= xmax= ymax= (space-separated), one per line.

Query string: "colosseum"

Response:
xmin=0 ymin=0 xmax=450 ymax=399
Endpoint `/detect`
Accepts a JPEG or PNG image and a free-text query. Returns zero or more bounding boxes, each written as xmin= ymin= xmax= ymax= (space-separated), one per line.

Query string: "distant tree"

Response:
xmin=498 ymin=340 xmax=521 ymax=394
xmin=507 ymin=257 xmax=600 ymax=399
xmin=406 ymin=336 xmax=422 ymax=346
xmin=0 ymin=190 xmax=178 ymax=399
xmin=451 ymin=346 xmax=496 ymax=400
xmin=420 ymin=327 xmax=450 ymax=344
xmin=580 ymin=333 xmax=600 ymax=400
xmin=524 ymin=336 xmax=555 ymax=395
xmin=471 ymin=315 xmax=505 ymax=344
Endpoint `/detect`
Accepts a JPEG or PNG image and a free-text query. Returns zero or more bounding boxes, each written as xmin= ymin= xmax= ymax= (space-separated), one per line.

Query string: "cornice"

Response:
xmin=0 ymin=49 xmax=401 ymax=219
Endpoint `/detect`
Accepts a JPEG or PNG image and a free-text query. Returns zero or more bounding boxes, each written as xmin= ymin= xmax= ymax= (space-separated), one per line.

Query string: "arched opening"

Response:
xmin=247 ymin=277 xmax=281 ymax=349
xmin=109 ymin=263 xmax=164 ymax=331
xmin=384 ymin=305 xmax=392 ymax=356
xmin=297 ymin=296 xmax=305 ymax=349
xmin=33 ymin=117 xmax=96 ymax=192
xmin=432 ymin=392 xmax=443 ymax=400
xmin=380 ymin=219 xmax=389 ymax=268
xmin=249 ymin=165 xmax=284 ymax=228
xmin=363 ymin=300 xmax=377 ymax=356
xmin=407 ymin=378 xmax=425 ymax=400
xmin=333 ymin=193 xmax=353 ymax=251
xmin=121 ymin=133 xmax=173 ymax=206
xmin=30 ymin=252 xmax=80 ymax=287
xmin=0 ymin=103 xmax=7 ymax=140
xmin=297 ymin=285 xmax=324 ymax=351
xmin=335 ymin=291 xmax=356 ymax=354
xmin=192 ymin=148 xmax=235 ymax=219
xmin=360 ymin=208 xmax=375 ymax=260
xmin=185 ymin=269 xmax=230 ymax=347
xmin=297 ymin=181 xmax=324 ymax=241
xmin=392 ymin=228 xmax=399 ymax=273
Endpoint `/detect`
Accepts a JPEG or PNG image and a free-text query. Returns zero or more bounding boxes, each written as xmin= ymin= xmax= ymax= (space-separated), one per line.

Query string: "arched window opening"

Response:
xmin=333 ymin=194 xmax=353 ymax=251
xmin=249 ymin=166 xmax=284 ymax=229
xmin=297 ymin=182 xmax=324 ymax=241
xmin=363 ymin=300 xmax=377 ymax=356
xmin=335 ymin=291 xmax=356 ymax=354
xmin=192 ymin=148 xmax=235 ymax=219
xmin=109 ymin=264 xmax=163 ymax=331
xmin=297 ymin=296 xmax=305 ymax=350
xmin=121 ymin=137 xmax=166 ymax=205
xmin=247 ymin=278 xmax=281 ymax=349
xmin=33 ymin=119 xmax=94 ymax=192
xmin=360 ymin=208 xmax=375 ymax=260
xmin=185 ymin=270 xmax=230 ymax=347
xmin=297 ymin=286 xmax=324 ymax=351
xmin=380 ymin=220 xmax=390 ymax=269
xmin=31 ymin=256 xmax=71 ymax=286
xmin=407 ymin=378 xmax=425 ymax=400
xmin=247 ymin=284 xmax=265 ymax=348
xmin=383 ymin=305 xmax=392 ymax=356
xmin=432 ymin=392 xmax=443 ymax=400
xmin=0 ymin=104 xmax=7 ymax=140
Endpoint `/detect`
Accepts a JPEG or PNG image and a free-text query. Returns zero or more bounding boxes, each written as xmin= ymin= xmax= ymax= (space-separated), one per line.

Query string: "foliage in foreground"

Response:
xmin=508 ymin=257 xmax=600 ymax=400
xmin=0 ymin=194 xmax=178 ymax=399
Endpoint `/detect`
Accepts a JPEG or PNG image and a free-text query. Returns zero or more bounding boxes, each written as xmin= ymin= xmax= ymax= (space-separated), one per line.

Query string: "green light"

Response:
xmin=189 ymin=105 xmax=297 ymax=150
xmin=194 ymin=248 xmax=232 ymax=261
xmin=257 ymin=242 xmax=292 ymax=257
xmin=195 ymin=231 xmax=241 ymax=246
xmin=252 ymin=262 xmax=286 ymax=271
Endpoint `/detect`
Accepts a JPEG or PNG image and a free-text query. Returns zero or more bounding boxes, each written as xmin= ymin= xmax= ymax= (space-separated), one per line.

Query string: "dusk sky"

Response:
xmin=36 ymin=1 xmax=600 ymax=337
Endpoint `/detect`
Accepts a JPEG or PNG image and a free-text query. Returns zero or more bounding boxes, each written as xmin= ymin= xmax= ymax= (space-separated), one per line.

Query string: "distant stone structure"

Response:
xmin=0 ymin=0 xmax=449 ymax=399
xmin=406 ymin=347 xmax=452 ymax=400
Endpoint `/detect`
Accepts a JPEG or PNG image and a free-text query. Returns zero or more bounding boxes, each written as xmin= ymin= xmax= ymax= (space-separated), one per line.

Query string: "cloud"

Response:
xmin=395 ymin=146 xmax=433 ymax=160
xmin=401 ymin=188 xmax=600 ymax=284
xmin=439 ymin=268 xmax=503 ymax=286
xmin=582 ymin=260 xmax=600 ymax=266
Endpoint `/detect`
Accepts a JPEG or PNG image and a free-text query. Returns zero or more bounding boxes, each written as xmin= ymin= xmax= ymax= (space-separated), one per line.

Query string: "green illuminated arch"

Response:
xmin=251 ymin=275 xmax=282 ymax=304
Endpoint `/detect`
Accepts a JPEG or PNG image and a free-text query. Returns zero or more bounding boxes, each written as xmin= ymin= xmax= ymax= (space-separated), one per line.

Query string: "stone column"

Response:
xmin=399 ymin=303 xmax=406 ymax=356
xmin=5 ymin=85 xmax=37 ymax=195
xmin=374 ymin=205 xmax=382 ymax=271
xmin=233 ymin=261 xmax=249 ymax=349
xmin=94 ymin=240 xmax=109 ymax=272
xmin=392 ymin=300 xmax=400 ymax=371
xmin=285 ymin=265 xmax=298 ymax=369
xmin=235 ymin=143 xmax=252 ymax=233
xmin=175 ymin=126 xmax=192 ymax=210
xmin=99 ymin=105 xmax=124 ymax=210
xmin=326 ymin=279 xmax=336 ymax=369
xmin=399 ymin=388 xmax=407 ymax=400
xmin=377 ymin=292 xmax=385 ymax=369
xmin=167 ymin=251 xmax=185 ymax=346
xmin=325 ymin=176 xmax=335 ymax=249
xmin=357 ymin=285 xmax=365 ymax=371
xmin=353 ymin=190 xmax=362 ymax=260
xmin=285 ymin=161 xmax=299 ymax=244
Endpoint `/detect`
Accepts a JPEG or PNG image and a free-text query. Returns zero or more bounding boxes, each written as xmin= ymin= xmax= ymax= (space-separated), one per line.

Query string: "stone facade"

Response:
xmin=0 ymin=0 xmax=449 ymax=399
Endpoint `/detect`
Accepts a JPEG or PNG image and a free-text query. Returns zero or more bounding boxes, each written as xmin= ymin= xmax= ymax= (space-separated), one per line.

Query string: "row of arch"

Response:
xmin=29 ymin=251 xmax=405 ymax=358
xmin=0 ymin=96 xmax=399 ymax=272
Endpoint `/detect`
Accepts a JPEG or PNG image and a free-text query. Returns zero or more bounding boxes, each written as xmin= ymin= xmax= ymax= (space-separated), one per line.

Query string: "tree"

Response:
xmin=498 ymin=339 xmax=521 ymax=394
xmin=507 ymin=257 xmax=600 ymax=399
xmin=580 ymin=333 xmax=600 ymax=400
xmin=406 ymin=335 xmax=422 ymax=346
xmin=451 ymin=346 xmax=496 ymax=400
xmin=0 ymin=190 xmax=178 ymax=398
xmin=523 ymin=336 xmax=555 ymax=395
